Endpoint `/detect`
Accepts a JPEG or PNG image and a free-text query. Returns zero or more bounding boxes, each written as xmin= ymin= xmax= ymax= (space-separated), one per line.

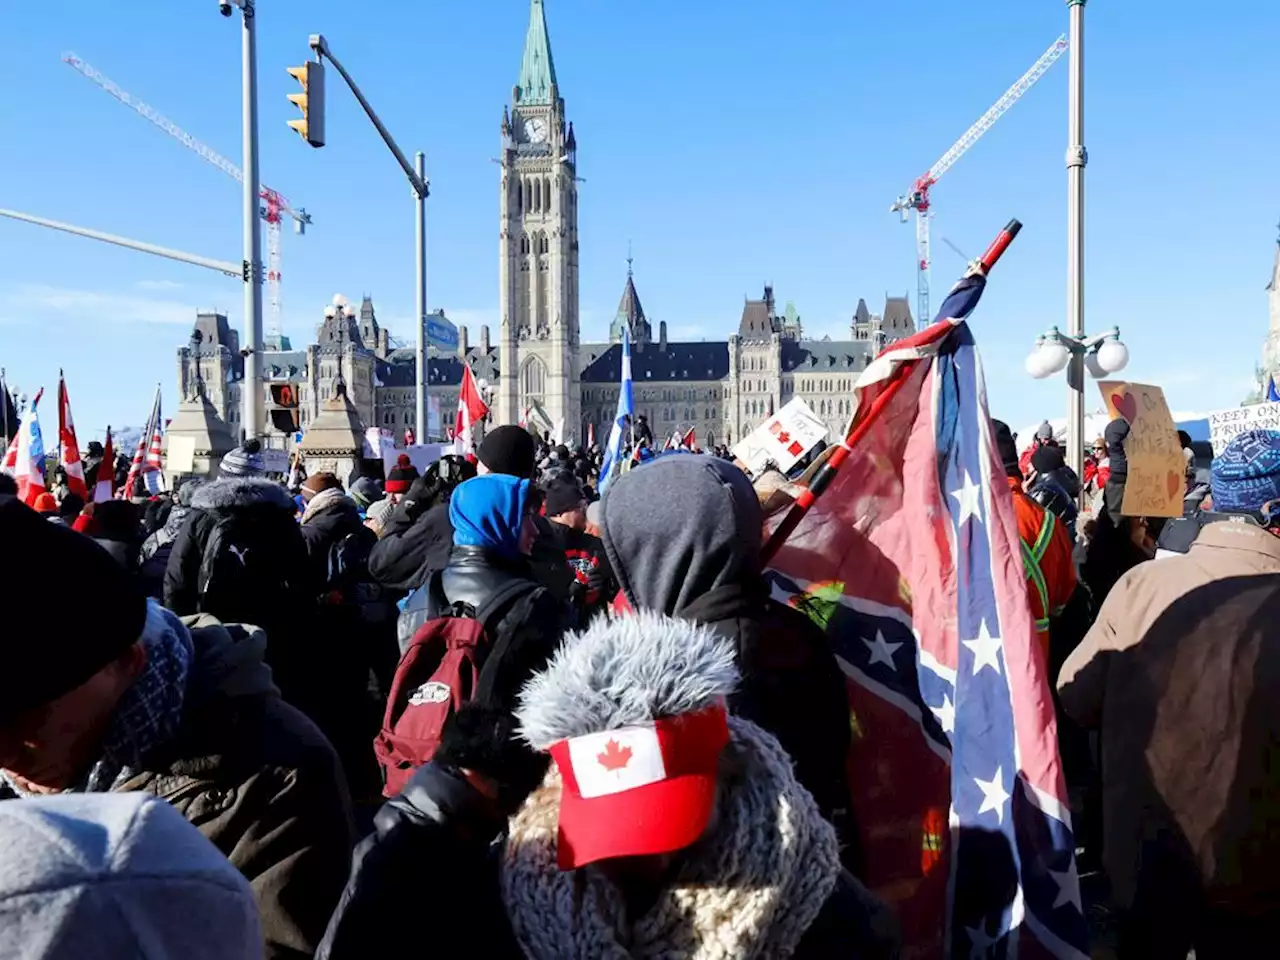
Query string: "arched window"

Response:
xmin=523 ymin=179 xmax=532 ymax=213
xmin=520 ymin=234 xmax=530 ymax=255
xmin=542 ymin=177 xmax=551 ymax=212
xmin=521 ymin=355 xmax=547 ymax=400
xmin=513 ymin=179 xmax=522 ymax=215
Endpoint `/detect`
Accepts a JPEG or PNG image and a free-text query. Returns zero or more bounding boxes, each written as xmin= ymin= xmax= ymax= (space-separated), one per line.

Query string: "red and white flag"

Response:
xmin=123 ymin=386 xmax=162 ymax=498
xmin=5 ymin=389 xmax=47 ymax=506
xmin=404 ymin=428 xmax=415 ymax=447
xmin=681 ymin=427 xmax=696 ymax=450
xmin=453 ymin=365 xmax=489 ymax=457
xmin=586 ymin=422 xmax=595 ymax=448
xmin=94 ymin=427 xmax=116 ymax=503
xmin=58 ymin=372 xmax=88 ymax=500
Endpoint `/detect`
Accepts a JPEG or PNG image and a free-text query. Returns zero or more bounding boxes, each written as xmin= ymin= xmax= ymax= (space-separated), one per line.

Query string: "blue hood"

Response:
xmin=449 ymin=474 xmax=530 ymax=558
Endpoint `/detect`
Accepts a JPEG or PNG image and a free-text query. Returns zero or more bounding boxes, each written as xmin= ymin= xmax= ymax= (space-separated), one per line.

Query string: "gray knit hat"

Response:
xmin=366 ymin=497 xmax=396 ymax=527
xmin=219 ymin=439 xmax=266 ymax=478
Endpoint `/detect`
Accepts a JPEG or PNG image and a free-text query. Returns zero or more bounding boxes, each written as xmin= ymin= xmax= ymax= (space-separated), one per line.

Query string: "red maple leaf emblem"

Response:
xmin=597 ymin=738 xmax=632 ymax=772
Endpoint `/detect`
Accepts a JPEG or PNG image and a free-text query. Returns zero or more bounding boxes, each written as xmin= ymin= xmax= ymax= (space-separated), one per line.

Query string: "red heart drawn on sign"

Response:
xmin=1112 ymin=392 xmax=1138 ymax=424
xmin=1167 ymin=470 xmax=1182 ymax=501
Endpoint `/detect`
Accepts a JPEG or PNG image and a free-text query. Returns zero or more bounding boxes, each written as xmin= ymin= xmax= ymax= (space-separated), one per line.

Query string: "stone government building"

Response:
xmin=173 ymin=0 xmax=915 ymax=455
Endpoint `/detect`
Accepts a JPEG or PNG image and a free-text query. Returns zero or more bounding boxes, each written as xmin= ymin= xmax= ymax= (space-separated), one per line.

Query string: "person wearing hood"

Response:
xmin=138 ymin=476 xmax=205 ymax=598
xmin=0 ymin=792 xmax=262 ymax=960
xmin=321 ymin=611 xmax=898 ymax=959
xmin=163 ymin=441 xmax=316 ymax=712
xmin=598 ymin=454 xmax=856 ymax=868
xmin=396 ymin=474 xmax=567 ymax=689
xmin=1058 ymin=428 xmax=1280 ymax=955
xmin=347 ymin=475 xmax=384 ymax=518
xmin=541 ymin=472 xmax=615 ymax=623
xmin=0 ymin=496 xmax=355 ymax=959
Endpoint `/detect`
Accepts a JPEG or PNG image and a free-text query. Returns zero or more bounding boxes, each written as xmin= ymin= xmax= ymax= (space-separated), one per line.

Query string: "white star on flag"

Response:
xmin=1049 ymin=864 xmax=1083 ymax=913
xmin=949 ymin=469 xmax=982 ymax=526
xmin=974 ymin=765 xmax=1011 ymax=825
xmin=862 ymin=630 xmax=903 ymax=670
xmin=933 ymin=693 xmax=956 ymax=734
xmin=963 ymin=619 xmax=1003 ymax=677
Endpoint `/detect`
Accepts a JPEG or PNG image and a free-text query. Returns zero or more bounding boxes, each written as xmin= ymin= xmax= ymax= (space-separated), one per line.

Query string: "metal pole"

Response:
xmin=241 ymin=0 xmax=264 ymax=443
xmin=0 ymin=208 xmax=242 ymax=277
xmin=1065 ymin=0 xmax=1088 ymax=484
xmin=415 ymin=151 xmax=427 ymax=443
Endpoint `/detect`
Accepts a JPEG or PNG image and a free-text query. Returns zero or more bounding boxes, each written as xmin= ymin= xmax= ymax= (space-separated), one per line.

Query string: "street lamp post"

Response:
xmin=1026 ymin=327 xmax=1129 ymax=473
xmin=1065 ymin=0 xmax=1088 ymax=480
xmin=221 ymin=0 xmax=264 ymax=443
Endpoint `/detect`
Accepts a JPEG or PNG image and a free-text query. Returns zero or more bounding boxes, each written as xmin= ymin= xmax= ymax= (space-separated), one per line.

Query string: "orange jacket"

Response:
xmin=1006 ymin=476 xmax=1077 ymax=643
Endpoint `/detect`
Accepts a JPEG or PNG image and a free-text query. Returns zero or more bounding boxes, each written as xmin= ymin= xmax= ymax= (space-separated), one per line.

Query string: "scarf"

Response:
xmin=85 ymin=601 xmax=193 ymax=792
xmin=301 ymin=486 xmax=348 ymax=525
xmin=500 ymin=717 xmax=840 ymax=960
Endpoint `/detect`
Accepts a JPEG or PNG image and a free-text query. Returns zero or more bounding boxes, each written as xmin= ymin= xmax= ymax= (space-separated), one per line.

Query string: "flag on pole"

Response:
xmin=586 ymin=422 xmax=595 ymax=449
xmin=123 ymin=387 xmax=162 ymax=499
xmin=766 ymin=273 xmax=1087 ymax=958
xmin=1268 ymin=375 xmax=1279 ymax=404
xmin=682 ymin=426 xmax=696 ymax=450
xmin=94 ymin=427 xmax=117 ymax=503
xmin=6 ymin=389 xmax=47 ymax=506
xmin=0 ymin=371 xmax=17 ymax=448
xmin=453 ymin=365 xmax=489 ymax=457
xmin=598 ymin=327 xmax=635 ymax=494
xmin=58 ymin=371 xmax=88 ymax=500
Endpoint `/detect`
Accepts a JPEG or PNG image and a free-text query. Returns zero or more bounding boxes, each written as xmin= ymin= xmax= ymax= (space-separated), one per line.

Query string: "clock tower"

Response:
xmin=497 ymin=0 xmax=580 ymax=440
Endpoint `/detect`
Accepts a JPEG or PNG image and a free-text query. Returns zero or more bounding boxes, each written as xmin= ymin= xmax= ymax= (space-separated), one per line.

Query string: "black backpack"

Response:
xmin=324 ymin=530 xmax=374 ymax=604
xmin=197 ymin=512 xmax=294 ymax=623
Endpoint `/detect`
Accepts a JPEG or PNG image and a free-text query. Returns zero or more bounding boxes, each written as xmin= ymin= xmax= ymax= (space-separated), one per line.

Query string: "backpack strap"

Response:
xmin=474 ymin=578 xmax=542 ymax=629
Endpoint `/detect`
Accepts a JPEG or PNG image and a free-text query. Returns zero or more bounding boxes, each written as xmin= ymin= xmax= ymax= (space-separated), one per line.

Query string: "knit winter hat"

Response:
xmin=991 ymin=420 xmax=1021 ymax=478
xmin=1211 ymin=429 xmax=1280 ymax=517
xmin=349 ymin=475 xmax=384 ymax=510
xmin=365 ymin=497 xmax=396 ymax=527
xmin=219 ymin=439 xmax=266 ymax=478
xmin=478 ymin=425 xmax=537 ymax=479
xmin=543 ymin=474 xmax=585 ymax=517
xmin=516 ymin=610 xmax=737 ymax=870
xmin=385 ymin=454 xmax=420 ymax=495
xmin=0 ymin=496 xmax=147 ymax=725
xmin=301 ymin=471 xmax=343 ymax=498
xmin=1031 ymin=444 xmax=1066 ymax=476
xmin=32 ymin=492 xmax=58 ymax=515
xmin=1035 ymin=421 xmax=1055 ymax=442
xmin=0 ymin=794 xmax=261 ymax=959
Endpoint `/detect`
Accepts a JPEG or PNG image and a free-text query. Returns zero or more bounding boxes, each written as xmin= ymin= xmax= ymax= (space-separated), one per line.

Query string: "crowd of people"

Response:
xmin=4 ymin=409 xmax=1280 ymax=959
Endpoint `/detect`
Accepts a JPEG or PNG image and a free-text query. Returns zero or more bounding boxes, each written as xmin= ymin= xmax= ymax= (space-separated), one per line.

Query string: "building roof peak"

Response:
xmin=516 ymin=0 xmax=558 ymax=106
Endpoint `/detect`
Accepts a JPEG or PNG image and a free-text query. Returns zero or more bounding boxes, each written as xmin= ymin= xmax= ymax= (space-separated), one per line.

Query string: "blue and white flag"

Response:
xmin=1267 ymin=375 xmax=1279 ymax=404
xmin=598 ymin=327 xmax=634 ymax=493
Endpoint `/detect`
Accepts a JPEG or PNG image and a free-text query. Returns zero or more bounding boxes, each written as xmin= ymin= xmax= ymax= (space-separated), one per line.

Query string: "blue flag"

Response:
xmin=1267 ymin=375 xmax=1279 ymax=403
xmin=598 ymin=328 xmax=634 ymax=493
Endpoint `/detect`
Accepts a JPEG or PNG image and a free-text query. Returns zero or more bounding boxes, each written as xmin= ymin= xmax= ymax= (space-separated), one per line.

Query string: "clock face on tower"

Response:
xmin=523 ymin=117 xmax=549 ymax=144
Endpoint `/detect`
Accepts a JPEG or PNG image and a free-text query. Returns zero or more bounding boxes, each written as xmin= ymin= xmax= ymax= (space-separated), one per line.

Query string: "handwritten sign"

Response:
xmin=1096 ymin=381 xmax=1184 ymax=518
xmin=733 ymin=398 xmax=829 ymax=475
xmin=165 ymin=435 xmax=195 ymax=474
xmin=1207 ymin=400 xmax=1280 ymax=454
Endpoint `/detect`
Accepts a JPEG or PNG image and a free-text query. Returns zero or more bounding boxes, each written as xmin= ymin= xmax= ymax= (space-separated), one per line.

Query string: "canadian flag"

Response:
xmin=564 ymin=723 xmax=667 ymax=799
xmin=453 ymin=365 xmax=489 ymax=457
xmin=94 ymin=427 xmax=116 ymax=503
xmin=5 ymin=389 xmax=47 ymax=506
xmin=682 ymin=427 xmax=696 ymax=451
xmin=58 ymin=372 xmax=88 ymax=500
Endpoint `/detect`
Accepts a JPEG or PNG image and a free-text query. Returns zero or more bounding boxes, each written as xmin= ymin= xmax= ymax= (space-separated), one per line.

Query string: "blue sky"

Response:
xmin=2 ymin=0 xmax=1277 ymax=439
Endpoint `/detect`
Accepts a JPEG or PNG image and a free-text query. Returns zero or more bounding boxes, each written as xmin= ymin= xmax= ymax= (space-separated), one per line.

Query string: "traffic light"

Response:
xmin=268 ymin=383 xmax=300 ymax=433
xmin=286 ymin=61 xmax=325 ymax=147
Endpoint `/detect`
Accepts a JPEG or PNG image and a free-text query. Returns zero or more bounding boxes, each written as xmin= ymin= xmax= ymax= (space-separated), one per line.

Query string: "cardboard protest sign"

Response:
xmin=1207 ymin=400 xmax=1280 ymax=454
xmin=165 ymin=435 xmax=195 ymax=474
xmin=1097 ymin=381 xmax=1184 ymax=518
xmin=733 ymin=397 xmax=829 ymax=475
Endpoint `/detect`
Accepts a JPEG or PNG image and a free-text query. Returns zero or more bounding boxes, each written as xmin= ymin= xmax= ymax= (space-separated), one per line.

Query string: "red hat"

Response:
xmin=385 ymin=453 xmax=419 ymax=495
xmin=547 ymin=704 xmax=729 ymax=870
xmin=32 ymin=493 xmax=58 ymax=515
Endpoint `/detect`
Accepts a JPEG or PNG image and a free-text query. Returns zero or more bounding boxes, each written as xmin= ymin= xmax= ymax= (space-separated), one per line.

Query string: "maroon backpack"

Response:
xmin=374 ymin=575 xmax=539 ymax=797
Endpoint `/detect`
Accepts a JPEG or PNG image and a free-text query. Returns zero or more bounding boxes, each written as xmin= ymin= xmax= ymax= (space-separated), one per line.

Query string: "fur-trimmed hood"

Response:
xmin=190 ymin=476 xmax=295 ymax=513
xmin=516 ymin=610 xmax=738 ymax=751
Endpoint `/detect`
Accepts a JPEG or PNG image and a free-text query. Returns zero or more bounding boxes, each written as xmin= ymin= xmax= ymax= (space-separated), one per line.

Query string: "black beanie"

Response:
xmin=991 ymin=420 xmax=1021 ymax=479
xmin=1031 ymin=444 xmax=1066 ymax=476
xmin=543 ymin=473 xmax=585 ymax=517
xmin=0 ymin=496 xmax=147 ymax=725
xmin=478 ymin=425 xmax=537 ymax=479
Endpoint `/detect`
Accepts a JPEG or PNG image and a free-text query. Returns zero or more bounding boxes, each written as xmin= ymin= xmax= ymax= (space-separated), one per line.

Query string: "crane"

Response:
xmin=891 ymin=35 xmax=1067 ymax=323
xmin=63 ymin=51 xmax=312 ymax=342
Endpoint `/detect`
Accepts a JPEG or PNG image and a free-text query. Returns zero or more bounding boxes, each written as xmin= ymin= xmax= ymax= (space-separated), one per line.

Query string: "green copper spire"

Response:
xmin=516 ymin=0 xmax=558 ymax=105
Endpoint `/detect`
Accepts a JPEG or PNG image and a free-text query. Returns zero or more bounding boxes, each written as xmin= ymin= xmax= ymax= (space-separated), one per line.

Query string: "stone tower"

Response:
xmin=497 ymin=0 xmax=580 ymax=439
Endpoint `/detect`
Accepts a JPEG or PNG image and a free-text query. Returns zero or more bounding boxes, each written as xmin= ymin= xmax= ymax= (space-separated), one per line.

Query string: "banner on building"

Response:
xmin=427 ymin=313 xmax=459 ymax=352
xmin=733 ymin=397 xmax=828 ymax=475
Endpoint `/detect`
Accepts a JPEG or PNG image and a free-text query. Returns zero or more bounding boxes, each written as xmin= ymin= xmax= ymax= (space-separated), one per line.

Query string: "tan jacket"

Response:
xmin=1058 ymin=521 xmax=1280 ymax=913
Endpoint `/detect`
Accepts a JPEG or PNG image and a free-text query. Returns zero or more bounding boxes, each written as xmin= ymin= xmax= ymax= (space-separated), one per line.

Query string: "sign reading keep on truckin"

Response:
xmin=1207 ymin=401 xmax=1280 ymax=455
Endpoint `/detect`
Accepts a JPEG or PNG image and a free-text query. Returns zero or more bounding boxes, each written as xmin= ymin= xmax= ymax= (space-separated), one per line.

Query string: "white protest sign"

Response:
xmin=733 ymin=398 xmax=829 ymax=475
xmin=165 ymin=435 xmax=195 ymax=474
xmin=261 ymin=449 xmax=290 ymax=474
xmin=384 ymin=443 xmax=450 ymax=475
xmin=1207 ymin=401 xmax=1280 ymax=454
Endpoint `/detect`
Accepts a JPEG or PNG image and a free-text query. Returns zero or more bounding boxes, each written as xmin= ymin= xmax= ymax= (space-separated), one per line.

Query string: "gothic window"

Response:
xmin=521 ymin=234 xmax=530 ymax=255
xmin=514 ymin=179 xmax=522 ymax=215
xmin=523 ymin=179 xmax=532 ymax=213
xmin=542 ymin=177 xmax=551 ymax=212
xmin=521 ymin=355 xmax=547 ymax=400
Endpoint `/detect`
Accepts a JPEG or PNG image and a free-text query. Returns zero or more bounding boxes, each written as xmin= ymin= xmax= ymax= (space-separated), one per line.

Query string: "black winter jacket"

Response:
xmin=319 ymin=763 xmax=899 ymax=960
xmin=367 ymin=501 xmax=454 ymax=594
xmin=299 ymin=493 xmax=375 ymax=593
